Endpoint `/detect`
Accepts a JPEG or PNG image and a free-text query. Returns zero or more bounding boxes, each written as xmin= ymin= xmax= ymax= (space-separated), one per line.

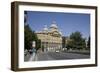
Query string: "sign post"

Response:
xmin=32 ymin=41 xmax=36 ymax=48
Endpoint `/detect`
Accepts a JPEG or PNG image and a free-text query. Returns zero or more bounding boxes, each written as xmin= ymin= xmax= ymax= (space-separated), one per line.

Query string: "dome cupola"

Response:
xmin=50 ymin=21 xmax=58 ymax=29
xmin=43 ymin=25 xmax=48 ymax=31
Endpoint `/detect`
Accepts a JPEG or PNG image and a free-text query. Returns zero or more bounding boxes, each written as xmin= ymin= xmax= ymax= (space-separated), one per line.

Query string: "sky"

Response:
xmin=25 ymin=11 xmax=90 ymax=39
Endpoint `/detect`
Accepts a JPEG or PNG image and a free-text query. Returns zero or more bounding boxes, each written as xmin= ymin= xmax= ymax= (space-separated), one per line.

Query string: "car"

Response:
xmin=29 ymin=49 xmax=33 ymax=54
xmin=55 ymin=50 xmax=59 ymax=53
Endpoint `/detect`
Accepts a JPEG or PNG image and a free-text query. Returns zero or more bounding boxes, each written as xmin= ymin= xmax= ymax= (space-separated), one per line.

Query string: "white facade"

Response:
xmin=36 ymin=21 xmax=62 ymax=52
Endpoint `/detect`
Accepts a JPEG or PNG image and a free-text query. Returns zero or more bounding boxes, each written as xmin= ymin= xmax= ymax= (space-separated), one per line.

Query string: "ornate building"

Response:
xmin=36 ymin=21 xmax=62 ymax=52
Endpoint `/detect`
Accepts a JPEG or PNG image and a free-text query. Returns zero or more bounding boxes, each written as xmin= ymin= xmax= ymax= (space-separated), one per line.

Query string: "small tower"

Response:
xmin=43 ymin=25 xmax=48 ymax=32
xmin=50 ymin=21 xmax=58 ymax=32
xmin=59 ymin=30 xmax=62 ymax=35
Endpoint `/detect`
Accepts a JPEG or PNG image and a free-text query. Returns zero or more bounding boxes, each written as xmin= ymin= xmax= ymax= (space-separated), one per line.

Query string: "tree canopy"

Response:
xmin=87 ymin=36 xmax=90 ymax=49
xmin=24 ymin=25 xmax=41 ymax=50
xmin=66 ymin=31 xmax=86 ymax=50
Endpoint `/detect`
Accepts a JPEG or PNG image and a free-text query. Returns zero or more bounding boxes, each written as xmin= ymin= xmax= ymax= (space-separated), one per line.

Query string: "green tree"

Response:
xmin=24 ymin=25 xmax=38 ymax=50
xmin=87 ymin=36 xmax=90 ymax=50
xmin=36 ymin=39 xmax=41 ymax=50
xmin=66 ymin=31 xmax=86 ymax=50
xmin=66 ymin=39 xmax=74 ymax=50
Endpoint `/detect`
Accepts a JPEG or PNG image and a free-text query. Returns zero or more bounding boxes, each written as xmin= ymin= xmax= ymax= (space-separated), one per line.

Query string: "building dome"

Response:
xmin=43 ymin=27 xmax=48 ymax=31
xmin=43 ymin=25 xmax=48 ymax=31
xmin=59 ymin=31 xmax=62 ymax=35
xmin=50 ymin=21 xmax=58 ymax=29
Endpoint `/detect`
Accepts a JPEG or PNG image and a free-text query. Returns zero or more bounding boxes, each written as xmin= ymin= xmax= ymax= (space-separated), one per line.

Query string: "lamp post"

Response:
xmin=32 ymin=41 xmax=36 ymax=53
xmin=32 ymin=41 xmax=36 ymax=48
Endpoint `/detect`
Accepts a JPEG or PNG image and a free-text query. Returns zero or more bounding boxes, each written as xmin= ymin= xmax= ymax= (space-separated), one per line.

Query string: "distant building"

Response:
xmin=62 ymin=36 xmax=69 ymax=48
xmin=36 ymin=21 xmax=62 ymax=52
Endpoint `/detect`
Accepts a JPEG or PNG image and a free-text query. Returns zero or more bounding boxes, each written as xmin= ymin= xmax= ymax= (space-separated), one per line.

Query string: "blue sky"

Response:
xmin=25 ymin=11 xmax=90 ymax=39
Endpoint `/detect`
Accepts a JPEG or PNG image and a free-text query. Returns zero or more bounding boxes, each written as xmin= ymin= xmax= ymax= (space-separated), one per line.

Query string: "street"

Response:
xmin=25 ymin=52 xmax=90 ymax=61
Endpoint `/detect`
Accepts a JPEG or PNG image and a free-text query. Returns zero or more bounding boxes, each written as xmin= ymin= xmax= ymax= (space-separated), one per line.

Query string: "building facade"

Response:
xmin=36 ymin=21 xmax=62 ymax=52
